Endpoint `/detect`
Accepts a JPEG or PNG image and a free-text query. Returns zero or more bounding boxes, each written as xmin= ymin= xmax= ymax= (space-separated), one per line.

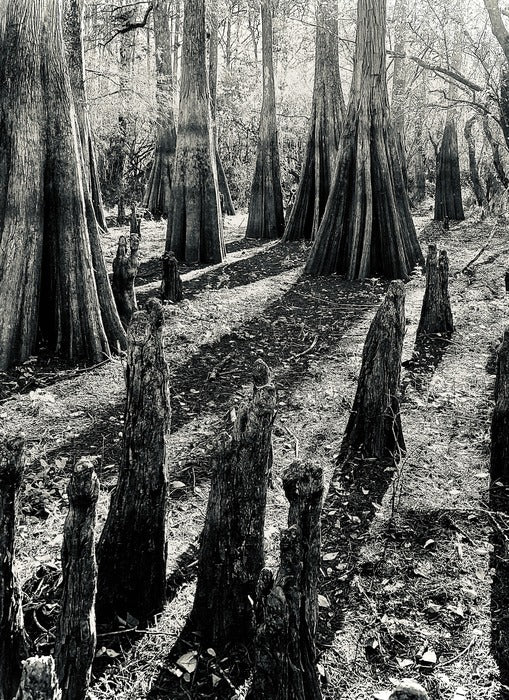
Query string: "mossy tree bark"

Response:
xmin=143 ymin=0 xmax=177 ymax=218
xmin=416 ymin=244 xmax=454 ymax=342
xmin=15 ymin=657 xmax=61 ymax=700
xmin=305 ymin=0 xmax=423 ymax=279
xmin=97 ymin=299 xmax=170 ymax=624
xmin=342 ymin=281 xmax=406 ymax=459
xmin=0 ymin=0 xmax=126 ymax=371
xmin=55 ymin=460 xmax=99 ymax=700
xmin=282 ymin=0 xmax=344 ymax=242
xmin=190 ymin=360 xmax=276 ymax=648
xmin=245 ymin=0 xmax=285 ymax=240
xmin=0 ymin=438 xmax=27 ymax=700
xmin=165 ymin=0 xmax=225 ymax=264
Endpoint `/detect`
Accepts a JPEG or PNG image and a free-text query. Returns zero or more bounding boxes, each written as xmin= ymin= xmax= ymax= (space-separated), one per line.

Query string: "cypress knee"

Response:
xmin=189 ymin=359 xmax=276 ymax=648
xmin=96 ymin=298 xmax=170 ymax=624
xmin=112 ymin=209 xmax=141 ymax=328
xmin=491 ymin=327 xmax=509 ymax=486
xmin=16 ymin=657 xmax=61 ymax=700
xmin=55 ymin=460 xmax=99 ymax=700
xmin=342 ymin=280 xmax=406 ymax=459
xmin=161 ymin=251 xmax=183 ymax=303
xmin=0 ymin=437 xmax=28 ymax=700
xmin=416 ymin=244 xmax=454 ymax=342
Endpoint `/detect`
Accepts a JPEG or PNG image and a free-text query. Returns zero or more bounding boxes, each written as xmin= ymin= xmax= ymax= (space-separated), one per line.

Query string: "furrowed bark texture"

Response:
xmin=112 ymin=211 xmax=141 ymax=328
xmin=416 ymin=244 xmax=453 ymax=341
xmin=245 ymin=0 xmax=285 ymax=240
xmin=15 ymin=657 xmax=61 ymax=700
xmin=97 ymin=299 xmax=170 ymax=623
xmin=55 ymin=460 xmax=99 ymax=700
xmin=0 ymin=0 xmax=126 ymax=370
xmin=391 ymin=0 xmax=408 ymax=182
xmin=190 ymin=360 xmax=276 ymax=647
xmin=491 ymin=327 xmax=509 ymax=485
xmin=143 ymin=0 xmax=177 ymax=218
xmin=434 ymin=120 xmax=465 ymax=221
xmin=464 ymin=117 xmax=487 ymax=207
xmin=342 ymin=280 xmax=406 ymax=459
xmin=283 ymin=0 xmax=344 ymax=242
xmin=161 ymin=250 xmax=183 ymax=302
xmin=166 ymin=0 xmax=225 ymax=263
xmin=305 ymin=0 xmax=422 ymax=279
xmin=0 ymin=438 xmax=27 ymax=700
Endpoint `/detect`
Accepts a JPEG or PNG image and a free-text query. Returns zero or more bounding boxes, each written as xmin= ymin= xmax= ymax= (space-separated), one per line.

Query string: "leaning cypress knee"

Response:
xmin=189 ymin=359 xmax=276 ymax=648
xmin=415 ymin=244 xmax=453 ymax=342
xmin=342 ymin=280 xmax=406 ymax=459
xmin=96 ymin=298 xmax=170 ymax=624
xmin=16 ymin=656 xmax=61 ymax=700
xmin=0 ymin=437 xmax=28 ymax=700
xmin=55 ymin=460 xmax=99 ymax=700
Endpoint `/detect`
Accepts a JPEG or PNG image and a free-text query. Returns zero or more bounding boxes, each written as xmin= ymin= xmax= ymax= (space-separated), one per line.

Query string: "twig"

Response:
xmin=437 ymin=636 xmax=477 ymax=667
xmin=281 ymin=423 xmax=299 ymax=458
xmin=288 ymin=335 xmax=318 ymax=360
xmin=460 ymin=224 xmax=498 ymax=273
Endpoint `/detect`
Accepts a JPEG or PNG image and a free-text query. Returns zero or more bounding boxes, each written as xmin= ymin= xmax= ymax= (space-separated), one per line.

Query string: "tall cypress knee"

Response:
xmin=55 ymin=460 xmax=99 ymax=700
xmin=190 ymin=359 xmax=276 ymax=647
xmin=96 ymin=299 xmax=170 ymax=624
xmin=415 ymin=244 xmax=454 ymax=342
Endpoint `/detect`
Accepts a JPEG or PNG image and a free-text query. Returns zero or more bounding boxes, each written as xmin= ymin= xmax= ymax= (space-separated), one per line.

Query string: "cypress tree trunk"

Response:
xmin=342 ymin=280 xmax=406 ymax=459
xmin=305 ymin=0 xmax=423 ymax=279
xmin=15 ymin=657 xmax=61 ymax=700
xmin=282 ymin=0 xmax=344 ymax=242
xmin=464 ymin=116 xmax=487 ymax=207
xmin=0 ymin=438 xmax=27 ymax=700
xmin=434 ymin=120 xmax=465 ymax=221
xmin=416 ymin=244 xmax=454 ymax=341
xmin=190 ymin=360 xmax=276 ymax=648
xmin=55 ymin=460 xmax=99 ymax=700
xmin=143 ymin=0 xmax=177 ymax=218
xmin=245 ymin=0 xmax=285 ymax=240
xmin=165 ymin=0 xmax=225 ymax=264
xmin=0 ymin=0 xmax=126 ymax=370
xmin=391 ymin=0 xmax=408 ymax=182
xmin=491 ymin=327 xmax=509 ymax=486
xmin=97 ymin=299 xmax=170 ymax=624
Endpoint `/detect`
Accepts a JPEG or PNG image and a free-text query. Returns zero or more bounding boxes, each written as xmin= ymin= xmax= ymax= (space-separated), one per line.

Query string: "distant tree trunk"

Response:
xmin=282 ymin=0 xmax=344 ymax=242
xmin=55 ymin=460 xmax=99 ymax=700
xmin=342 ymin=281 xmax=406 ymax=459
xmin=165 ymin=0 xmax=225 ymax=264
xmin=143 ymin=0 xmax=177 ymax=218
xmin=15 ymin=657 xmax=61 ymax=700
xmin=190 ymin=360 xmax=276 ymax=648
xmin=482 ymin=115 xmax=509 ymax=189
xmin=209 ymin=0 xmax=236 ymax=216
xmin=483 ymin=2 xmax=509 ymax=156
xmin=305 ymin=0 xmax=423 ymax=279
xmin=416 ymin=244 xmax=454 ymax=341
xmin=464 ymin=116 xmax=487 ymax=207
xmin=391 ymin=0 xmax=408 ymax=182
xmin=0 ymin=0 xmax=126 ymax=370
xmin=0 ymin=438 xmax=27 ymax=700
xmin=97 ymin=299 xmax=170 ymax=624
xmin=412 ymin=76 xmax=427 ymax=204
xmin=245 ymin=0 xmax=285 ymax=240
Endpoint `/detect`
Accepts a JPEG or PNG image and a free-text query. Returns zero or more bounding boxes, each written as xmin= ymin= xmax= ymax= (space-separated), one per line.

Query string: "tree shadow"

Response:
xmin=402 ymin=336 xmax=450 ymax=392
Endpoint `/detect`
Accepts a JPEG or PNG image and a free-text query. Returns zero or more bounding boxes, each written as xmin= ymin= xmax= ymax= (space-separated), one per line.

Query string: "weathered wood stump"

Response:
xmin=491 ymin=327 xmax=509 ymax=487
xmin=96 ymin=298 xmax=170 ymax=624
xmin=161 ymin=250 xmax=183 ymax=303
xmin=415 ymin=244 xmax=454 ymax=342
xmin=55 ymin=460 xmax=99 ymax=700
xmin=342 ymin=280 xmax=406 ymax=460
xmin=0 ymin=437 xmax=28 ymax=700
xmin=189 ymin=359 xmax=276 ymax=648
xmin=15 ymin=657 xmax=61 ymax=700
xmin=248 ymin=462 xmax=323 ymax=700
xmin=112 ymin=207 xmax=141 ymax=328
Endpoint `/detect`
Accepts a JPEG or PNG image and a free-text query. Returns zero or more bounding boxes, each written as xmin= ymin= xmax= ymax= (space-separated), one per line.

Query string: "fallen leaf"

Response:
xmin=177 ymin=651 xmax=198 ymax=674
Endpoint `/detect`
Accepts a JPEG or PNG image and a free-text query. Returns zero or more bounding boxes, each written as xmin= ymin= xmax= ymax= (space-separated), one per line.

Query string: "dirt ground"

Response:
xmin=2 ymin=206 xmax=508 ymax=699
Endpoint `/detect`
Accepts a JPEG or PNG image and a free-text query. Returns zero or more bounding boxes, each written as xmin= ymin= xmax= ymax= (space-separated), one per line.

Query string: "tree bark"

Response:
xmin=305 ymin=0 xmax=423 ymax=279
xmin=391 ymin=0 xmax=408 ymax=183
xmin=112 ymin=209 xmax=141 ymax=328
xmin=0 ymin=0 xmax=126 ymax=370
xmin=165 ymin=0 xmax=225 ymax=264
xmin=342 ymin=280 xmax=406 ymax=459
xmin=161 ymin=251 xmax=183 ymax=302
xmin=0 ymin=438 xmax=27 ymax=700
xmin=282 ymin=0 xmax=344 ymax=242
xmin=464 ymin=116 xmax=487 ymax=207
xmin=97 ymin=299 xmax=170 ymax=624
xmin=416 ymin=244 xmax=454 ymax=342
xmin=15 ymin=657 xmax=61 ymax=700
xmin=190 ymin=360 xmax=276 ymax=648
xmin=55 ymin=460 xmax=99 ymax=700
xmin=143 ymin=0 xmax=177 ymax=218
xmin=482 ymin=115 xmax=509 ymax=189
xmin=491 ymin=327 xmax=509 ymax=485
xmin=245 ymin=0 xmax=285 ymax=240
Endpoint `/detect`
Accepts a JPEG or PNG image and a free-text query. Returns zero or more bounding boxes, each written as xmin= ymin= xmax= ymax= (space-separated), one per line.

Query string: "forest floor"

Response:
xmin=1 ymin=205 xmax=508 ymax=700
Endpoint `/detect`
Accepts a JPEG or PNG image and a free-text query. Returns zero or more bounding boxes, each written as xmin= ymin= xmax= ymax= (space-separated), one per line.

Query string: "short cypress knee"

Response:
xmin=96 ymin=298 xmax=170 ymax=624
xmin=161 ymin=251 xmax=183 ymax=303
xmin=15 ymin=657 xmax=61 ymax=700
xmin=415 ymin=244 xmax=454 ymax=341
